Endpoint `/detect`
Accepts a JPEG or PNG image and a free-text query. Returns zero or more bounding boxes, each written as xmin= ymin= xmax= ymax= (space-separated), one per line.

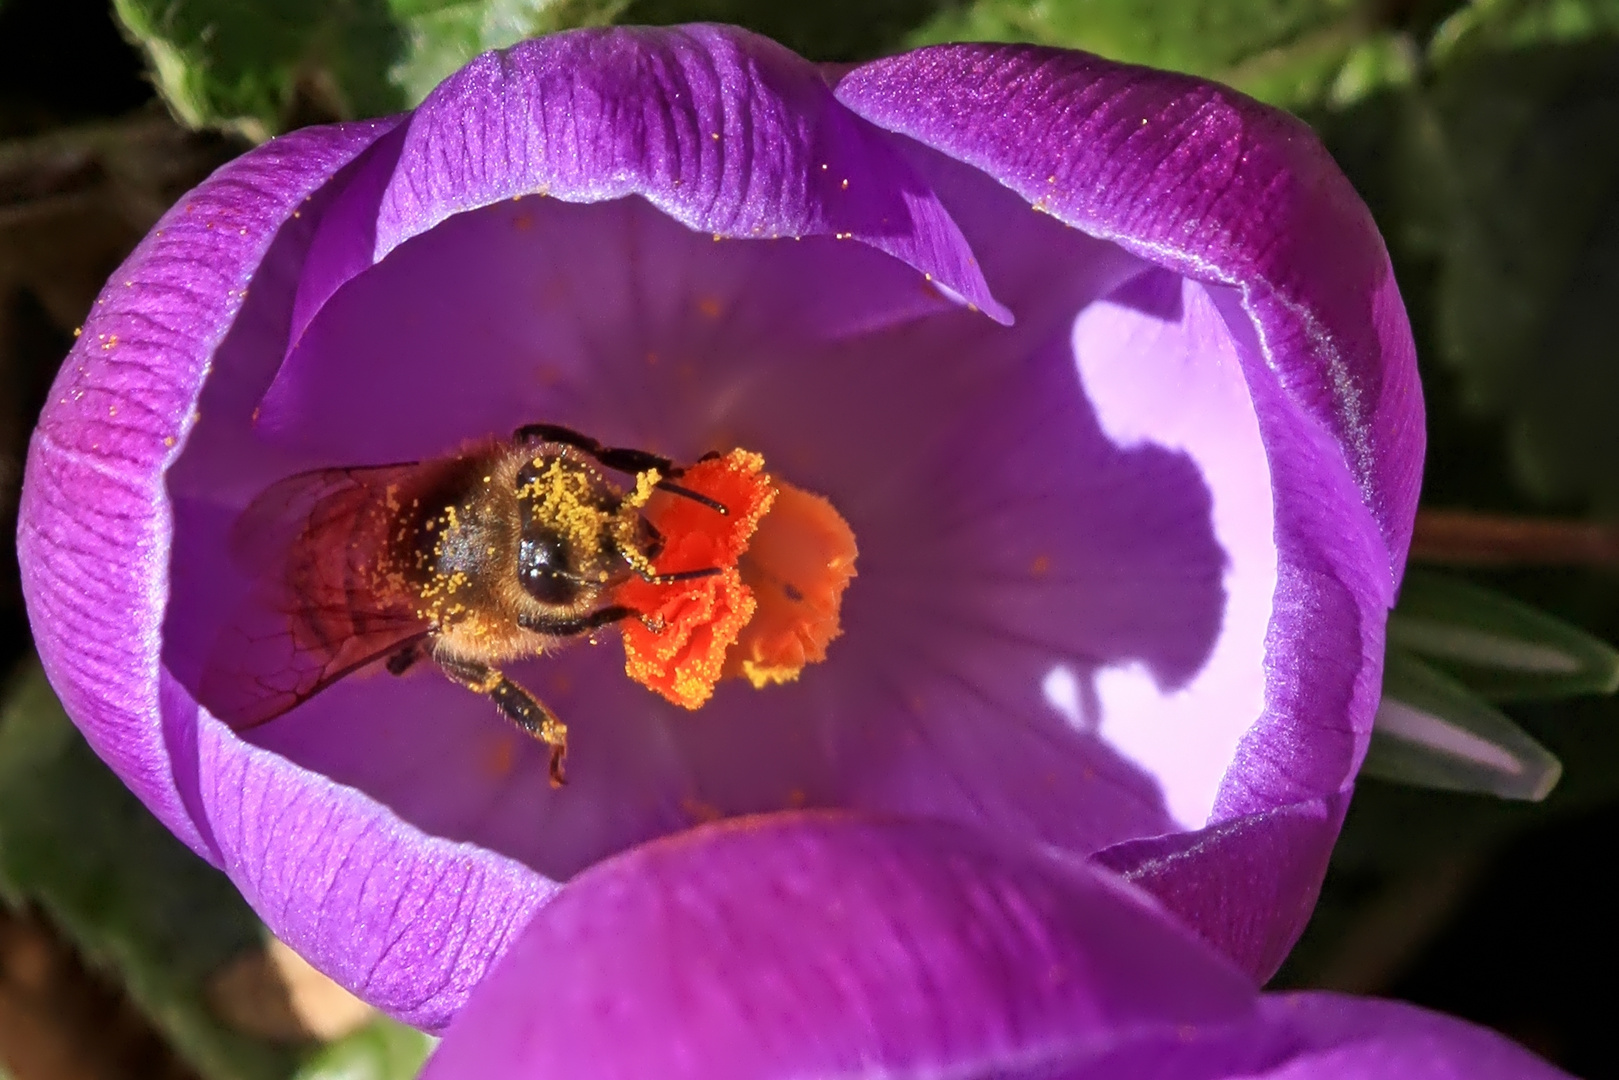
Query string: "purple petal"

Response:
xmin=421 ymin=813 xmax=1258 ymax=1080
xmin=18 ymin=119 xmax=558 ymax=1031
xmin=834 ymin=45 xmax=1422 ymax=575
xmin=836 ymin=44 xmax=1422 ymax=973
xmin=18 ymin=120 xmax=401 ymax=858
xmin=1066 ymin=270 xmax=1273 ymax=827
xmin=280 ymin=24 xmax=1006 ymax=354
xmin=167 ymin=38 xmax=1401 ymax=966
xmin=23 ymin=26 xmax=1425 ymax=1022
xmin=165 ymin=168 xmax=1261 ymax=881
xmin=1061 ymin=993 xmax=1575 ymax=1079
xmin=1094 ymin=786 xmax=1349 ymax=979
xmin=181 ymin=675 xmax=551 ymax=1030
xmin=422 ymin=814 xmax=1568 ymax=1080
xmin=1244 ymin=993 xmax=1573 ymax=1079
xmin=25 ymin=26 xmax=1024 ymax=1025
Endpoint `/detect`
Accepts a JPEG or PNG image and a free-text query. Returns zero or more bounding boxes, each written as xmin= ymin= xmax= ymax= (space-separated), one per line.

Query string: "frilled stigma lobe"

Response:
xmin=618 ymin=450 xmax=857 ymax=708
xmin=727 ymin=481 xmax=858 ymax=688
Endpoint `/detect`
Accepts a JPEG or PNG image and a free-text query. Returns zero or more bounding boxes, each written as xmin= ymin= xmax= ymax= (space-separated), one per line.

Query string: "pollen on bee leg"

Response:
xmin=616 ymin=448 xmax=857 ymax=708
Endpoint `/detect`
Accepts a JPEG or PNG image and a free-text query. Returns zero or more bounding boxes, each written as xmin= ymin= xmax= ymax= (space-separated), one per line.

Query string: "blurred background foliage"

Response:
xmin=1 ymin=0 xmax=1617 ymax=1077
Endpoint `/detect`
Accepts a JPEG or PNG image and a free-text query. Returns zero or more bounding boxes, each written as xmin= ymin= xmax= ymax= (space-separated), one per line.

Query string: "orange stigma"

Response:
xmin=616 ymin=449 xmax=857 ymax=708
xmin=725 ymin=480 xmax=858 ymax=688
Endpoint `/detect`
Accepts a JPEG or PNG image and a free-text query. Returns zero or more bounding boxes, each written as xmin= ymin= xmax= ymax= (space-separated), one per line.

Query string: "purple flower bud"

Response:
xmin=423 ymin=813 xmax=1564 ymax=1080
xmin=18 ymin=26 xmax=1421 ymax=1029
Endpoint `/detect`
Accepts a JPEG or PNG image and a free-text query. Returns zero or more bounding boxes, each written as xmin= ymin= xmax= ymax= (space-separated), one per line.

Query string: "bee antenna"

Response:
xmin=654 ymin=480 xmax=729 ymax=516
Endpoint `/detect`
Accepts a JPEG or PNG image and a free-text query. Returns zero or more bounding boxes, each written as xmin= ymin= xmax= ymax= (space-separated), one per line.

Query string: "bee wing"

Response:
xmin=224 ymin=461 xmax=418 ymax=569
xmin=201 ymin=463 xmax=433 ymax=730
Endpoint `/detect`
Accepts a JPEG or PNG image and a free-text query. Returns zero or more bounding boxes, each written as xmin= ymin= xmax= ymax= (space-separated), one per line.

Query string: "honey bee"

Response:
xmin=200 ymin=423 xmax=727 ymax=786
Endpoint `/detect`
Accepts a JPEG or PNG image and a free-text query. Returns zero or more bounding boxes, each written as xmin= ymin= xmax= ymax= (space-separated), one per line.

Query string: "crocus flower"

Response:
xmin=18 ymin=25 xmax=1421 ymax=1029
xmin=424 ymin=813 xmax=1566 ymax=1080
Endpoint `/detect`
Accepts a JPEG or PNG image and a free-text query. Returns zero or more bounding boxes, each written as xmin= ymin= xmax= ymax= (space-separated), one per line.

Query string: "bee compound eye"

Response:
xmin=518 ymin=530 xmax=581 ymax=605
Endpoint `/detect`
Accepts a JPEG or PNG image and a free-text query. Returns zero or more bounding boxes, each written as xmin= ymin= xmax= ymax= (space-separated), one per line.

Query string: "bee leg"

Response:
xmin=515 ymin=424 xmax=677 ymax=475
xmin=521 ymin=604 xmax=667 ymax=640
xmin=514 ymin=424 xmax=728 ymax=514
xmin=435 ymin=656 xmax=569 ymax=787
xmin=385 ymin=641 xmax=422 ymax=676
xmin=514 ymin=421 xmax=605 ymax=453
xmin=649 ymin=479 xmax=729 ymax=516
xmin=518 ymin=604 xmax=636 ymax=638
xmin=513 ymin=423 xmax=669 ymax=471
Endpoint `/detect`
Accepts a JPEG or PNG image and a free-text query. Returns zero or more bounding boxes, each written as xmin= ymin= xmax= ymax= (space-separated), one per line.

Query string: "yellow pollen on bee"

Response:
xmin=517 ymin=457 xmax=634 ymax=562
xmin=627 ymin=469 xmax=660 ymax=507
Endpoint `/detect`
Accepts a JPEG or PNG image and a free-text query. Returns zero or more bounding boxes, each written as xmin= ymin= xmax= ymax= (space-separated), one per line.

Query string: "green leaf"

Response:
xmin=389 ymin=0 xmax=629 ymax=107
xmin=1414 ymin=9 xmax=1619 ymax=506
xmin=110 ymin=0 xmax=1439 ymax=132
xmin=112 ymin=0 xmax=649 ymax=132
xmin=291 ymin=1018 xmax=434 ymax=1080
xmin=0 ymin=659 xmax=299 ymax=1080
xmin=1390 ymin=569 xmax=1619 ymax=698
xmin=904 ymin=0 xmax=1414 ymax=109
xmin=1365 ymin=647 xmax=1562 ymax=800
xmin=621 ymin=0 xmax=947 ymax=62
xmin=1432 ymin=0 xmax=1619 ymax=59
xmin=112 ymin=0 xmax=409 ymax=139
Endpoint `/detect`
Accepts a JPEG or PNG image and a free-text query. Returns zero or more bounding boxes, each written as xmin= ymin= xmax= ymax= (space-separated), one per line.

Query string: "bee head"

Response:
xmin=512 ymin=451 xmax=643 ymax=609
